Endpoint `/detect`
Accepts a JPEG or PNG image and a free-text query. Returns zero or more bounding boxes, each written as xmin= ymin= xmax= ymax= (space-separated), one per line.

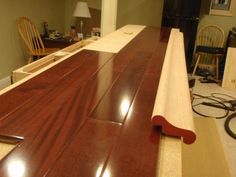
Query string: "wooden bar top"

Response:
xmin=0 ymin=27 xmax=169 ymax=177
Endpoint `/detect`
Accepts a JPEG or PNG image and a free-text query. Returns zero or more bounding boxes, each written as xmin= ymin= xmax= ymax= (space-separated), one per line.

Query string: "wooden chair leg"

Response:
xmin=215 ymin=56 xmax=219 ymax=80
xmin=192 ymin=54 xmax=201 ymax=77
xmin=27 ymin=56 xmax=33 ymax=64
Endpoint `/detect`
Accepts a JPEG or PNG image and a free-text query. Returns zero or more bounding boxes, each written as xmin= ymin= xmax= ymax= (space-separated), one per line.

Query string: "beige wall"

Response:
xmin=116 ymin=0 xmax=164 ymax=28
xmin=199 ymin=0 xmax=236 ymax=40
xmin=65 ymin=0 xmax=101 ymax=32
xmin=0 ymin=0 xmax=65 ymax=80
xmin=2 ymin=0 xmax=235 ymax=80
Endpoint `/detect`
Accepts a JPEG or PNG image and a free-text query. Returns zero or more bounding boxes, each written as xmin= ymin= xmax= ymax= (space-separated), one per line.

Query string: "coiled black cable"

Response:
xmin=224 ymin=112 xmax=236 ymax=140
xmin=192 ymin=93 xmax=230 ymax=119
xmin=211 ymin=92 xmax=236 ymax=101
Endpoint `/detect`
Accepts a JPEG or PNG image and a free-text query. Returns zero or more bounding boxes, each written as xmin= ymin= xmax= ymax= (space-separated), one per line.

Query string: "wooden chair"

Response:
xmin=192 ymin=25 xmax=225 ymax=80
xmin=17 ymin=17 xmax=59 ymax=63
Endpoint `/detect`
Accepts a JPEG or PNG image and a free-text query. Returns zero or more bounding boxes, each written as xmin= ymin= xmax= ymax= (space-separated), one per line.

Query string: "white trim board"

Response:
xmin=0 ymin=76 xmax=11 ymax=90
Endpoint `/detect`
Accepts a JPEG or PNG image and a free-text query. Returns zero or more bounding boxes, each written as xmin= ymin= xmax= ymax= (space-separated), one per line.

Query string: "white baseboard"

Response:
xmin=0 ymin=76 xmax=11 ymax=90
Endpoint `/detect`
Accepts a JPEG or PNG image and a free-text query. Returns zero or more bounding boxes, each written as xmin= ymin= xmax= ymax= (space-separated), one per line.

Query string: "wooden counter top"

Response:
xmin=0 ymin=26 xmax=169 ymax=177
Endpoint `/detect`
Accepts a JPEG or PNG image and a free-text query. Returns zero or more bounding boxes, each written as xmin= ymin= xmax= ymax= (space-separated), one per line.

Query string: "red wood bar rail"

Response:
xmin=0 ymin=27 xmax=169 ymax=177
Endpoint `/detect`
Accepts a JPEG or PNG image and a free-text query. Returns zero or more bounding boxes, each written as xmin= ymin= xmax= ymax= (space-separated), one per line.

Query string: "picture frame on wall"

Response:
xmin=210 ymin=0 xmax=234 ymax=16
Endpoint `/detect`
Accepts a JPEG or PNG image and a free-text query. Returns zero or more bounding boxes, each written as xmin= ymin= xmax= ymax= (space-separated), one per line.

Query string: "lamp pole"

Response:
xmin=80 ymin=19 xmax=83 ymax=34
xmin=73 ymin=1 xmax=91 ymax=39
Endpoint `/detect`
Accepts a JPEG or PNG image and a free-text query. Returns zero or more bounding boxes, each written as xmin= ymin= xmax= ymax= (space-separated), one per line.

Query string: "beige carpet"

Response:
xmin=182 ymin=117 xmax=232 ymax=177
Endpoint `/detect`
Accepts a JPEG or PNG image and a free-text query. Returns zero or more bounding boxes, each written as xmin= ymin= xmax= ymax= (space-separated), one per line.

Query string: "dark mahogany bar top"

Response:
xmin=0 ymin=27 xmax=169 ymax=177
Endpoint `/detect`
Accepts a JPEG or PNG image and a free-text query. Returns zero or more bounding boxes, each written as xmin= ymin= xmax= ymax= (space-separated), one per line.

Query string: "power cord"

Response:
xmin=192 ymin=93 xmax=230 ymax=119
xmin=192 ymin=93 xmax=236 ymax=139
xmin=211 ymin=92 xmax=236 ymax=101
xmin=224 ymin=112 xmax=236 ymax=140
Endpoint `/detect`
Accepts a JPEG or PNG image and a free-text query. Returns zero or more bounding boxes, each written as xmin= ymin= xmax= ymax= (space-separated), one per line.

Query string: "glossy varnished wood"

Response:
xmin=0 ymin=50 xmax=116 ymax=177
xmin=90 ymin=55 xmax=150 ymax=123
xmin=0 ymin=50 xmax=112 ymax=120
xmin=104 ymin=75 xmax=163 ymax=177
xmin=0 ymin=27 xmax=169 ymax=177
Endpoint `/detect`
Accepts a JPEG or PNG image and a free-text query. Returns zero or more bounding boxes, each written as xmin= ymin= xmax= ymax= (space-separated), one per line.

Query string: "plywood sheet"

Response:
xmin=222 ymin=47 xmax=236 ymax=90
xmin=182 ymin=117 xmax=232 ymax=177
xmin=0 ymin=143 xmax=15 ymax=160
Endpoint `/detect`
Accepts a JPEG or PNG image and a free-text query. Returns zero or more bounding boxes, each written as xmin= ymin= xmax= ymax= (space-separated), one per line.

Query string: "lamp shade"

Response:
xmin=73 ymin=1 xmax=91 ymax=18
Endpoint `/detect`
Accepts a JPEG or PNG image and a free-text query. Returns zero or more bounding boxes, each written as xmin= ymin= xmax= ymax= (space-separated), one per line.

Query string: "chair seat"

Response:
xmin=192 ymin=25 xmax=225 ymax=81
xmin=196 ymin=46 xmax=225 ymax=55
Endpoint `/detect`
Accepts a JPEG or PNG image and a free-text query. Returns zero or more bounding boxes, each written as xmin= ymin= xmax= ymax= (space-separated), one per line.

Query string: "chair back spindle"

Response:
xmin=17 ymin=17 xmax=59 ymax=63
xmin=192 ymin=25 xmax=225 ymax=80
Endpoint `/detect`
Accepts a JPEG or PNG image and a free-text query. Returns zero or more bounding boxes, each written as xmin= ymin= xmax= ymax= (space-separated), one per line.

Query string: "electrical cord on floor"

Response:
xmin=224 ymin=112 xmax=236 ymax=140
xmin=192 ymin=93 xmax=236 ymax=139
xmin=192 ymin=93 xmax=230 ymax=119
xmin=211 ymin=92 xmax=236 ymax=101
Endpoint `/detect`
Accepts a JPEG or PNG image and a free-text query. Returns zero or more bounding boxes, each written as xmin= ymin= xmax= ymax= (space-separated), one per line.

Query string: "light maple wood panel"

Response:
xmin=183 ymin=117 xmax=232 ymax=177
xmin=222 ymin=47 xmax=236 ymax=90
xmin=151 ymin=29 xmax=196 ymax=144
xmin=84 ymin=25 xmax=145 ymax=53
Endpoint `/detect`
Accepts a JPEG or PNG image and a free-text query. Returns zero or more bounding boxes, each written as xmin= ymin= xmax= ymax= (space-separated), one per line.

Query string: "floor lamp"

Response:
xmin=73 ymin=1 xmax=91 ymax=39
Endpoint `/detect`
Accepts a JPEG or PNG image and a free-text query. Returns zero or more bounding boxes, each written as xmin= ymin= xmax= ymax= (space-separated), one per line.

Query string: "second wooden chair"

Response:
xmin=192 ymin=25 xmax=225 ymax=80
xmin=17 ymin=17 xmax=59 ymax=63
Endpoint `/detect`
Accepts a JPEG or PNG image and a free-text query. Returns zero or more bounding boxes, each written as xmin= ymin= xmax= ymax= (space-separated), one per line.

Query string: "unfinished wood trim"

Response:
xmin=0 ymin=143 xmax=15 ymax=161
xmin=222 ymin=47 xmax=236 ymax=90
xmin=182 ymin=118 xmax=232 ymax=177
xmin=84 ymin=25 xmax=145 ymax=53
xmin=157 ymin=136 xmax=182 ymax=177
xmin=12 ymin=72 xmax=31 ymax=84
xmin=0 ymin=135 xmax=23 ymax=161
xmin=151 ymin=29 xmax=196 ymax=144
xmin=3 ymin=54 xmax=74 ymax=94
xmin=9 ymin=38 xmax=95 ymax=85
xmin=7 ymin=27 xmax=142 ymax=90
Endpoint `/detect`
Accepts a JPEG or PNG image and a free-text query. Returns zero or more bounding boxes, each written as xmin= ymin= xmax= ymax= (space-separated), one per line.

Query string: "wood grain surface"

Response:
xmin=151 ymin=29 xmax=196 ymax=144
xmin=0 ymin=27 xmax=168 ymax=177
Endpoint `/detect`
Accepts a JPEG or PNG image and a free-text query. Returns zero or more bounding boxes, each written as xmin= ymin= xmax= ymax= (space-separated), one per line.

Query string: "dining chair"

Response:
xmin=17 ymin=17 xmax=59 ymax=63
xmin=192 ymin=25 xmax=225 ymax=80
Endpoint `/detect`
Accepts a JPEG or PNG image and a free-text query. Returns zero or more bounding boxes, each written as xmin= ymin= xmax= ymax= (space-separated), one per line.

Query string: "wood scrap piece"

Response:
xmin=222 ymin=47 xmax=236 ymax=90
